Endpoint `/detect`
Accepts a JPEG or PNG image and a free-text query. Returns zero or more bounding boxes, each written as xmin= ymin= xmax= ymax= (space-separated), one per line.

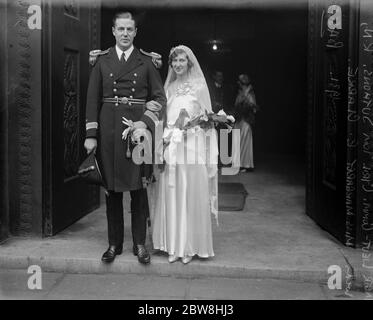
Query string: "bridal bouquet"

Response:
xmin=162 ymin=109 xmax=235 ymax=152
xmin=175 ymin=109 xmax=235 ymax=132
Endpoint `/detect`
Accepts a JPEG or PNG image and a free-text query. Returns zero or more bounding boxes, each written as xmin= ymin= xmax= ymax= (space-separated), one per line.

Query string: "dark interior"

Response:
xmin=101 ymin=6 xmax=308 ymax=158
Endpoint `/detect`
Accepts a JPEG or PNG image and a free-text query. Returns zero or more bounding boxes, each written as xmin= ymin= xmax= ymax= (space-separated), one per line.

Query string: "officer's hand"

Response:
xmin=146 ymin=100 xmax=162 ymax=112
xmin=84 ymin=138 xmax=97 ymax=154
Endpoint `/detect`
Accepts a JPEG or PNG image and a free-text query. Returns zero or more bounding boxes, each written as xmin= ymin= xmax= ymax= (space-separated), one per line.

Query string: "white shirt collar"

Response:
xmin=115 ymin=45 xmax=134 ymax=61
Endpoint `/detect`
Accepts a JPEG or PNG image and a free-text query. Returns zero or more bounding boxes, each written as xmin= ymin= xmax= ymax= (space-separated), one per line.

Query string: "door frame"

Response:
xmin=0 ymin=1 xmax=9 ymax=242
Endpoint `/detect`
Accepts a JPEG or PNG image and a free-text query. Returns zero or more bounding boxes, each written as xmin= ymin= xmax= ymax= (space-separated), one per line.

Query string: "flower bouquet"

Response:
xmin=162 ymin=109 xmax=235 ymax=149
xmin=178 ymin=109 xmax=235 ymax=131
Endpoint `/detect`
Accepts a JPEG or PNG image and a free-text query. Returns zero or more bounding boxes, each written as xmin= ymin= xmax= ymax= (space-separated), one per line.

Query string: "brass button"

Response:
xmin=133 ymin=80 xmax=136 ymax=84
xmin=131 ymin=88 xmax=135 ymax=92
xmin=129 ymin=102 xmax=132 ymax=106
xmin=113 ymin=81 xmax=117 ymax=84
xmin=115 ymin=96 xmax=118 ymax=98
xmin=130 ymin=95 xmax=133 ymax=98
xmin=134 ymin=73 xmax=137 ymax=77
xmin=110 ymin=73 xmax=113 ymax=77
xmin=115 ymin=103 xmax=119 ymax=106
xmin=113 ymin=88 xmax=117 ymax=92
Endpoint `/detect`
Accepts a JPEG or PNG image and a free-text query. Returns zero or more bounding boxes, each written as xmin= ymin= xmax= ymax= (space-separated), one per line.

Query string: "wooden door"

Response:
xmin=307 ymin=0 xmax=350 ymax=244
xmin=356 ymin=0 xmax=373 ymax=248
xmin=43 ymin=0 xmax=101 ymax=236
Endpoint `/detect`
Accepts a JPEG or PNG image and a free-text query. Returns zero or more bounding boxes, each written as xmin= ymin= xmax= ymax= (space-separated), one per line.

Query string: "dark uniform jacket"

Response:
xmin=85 ymin=46 xmax=166 ymax=192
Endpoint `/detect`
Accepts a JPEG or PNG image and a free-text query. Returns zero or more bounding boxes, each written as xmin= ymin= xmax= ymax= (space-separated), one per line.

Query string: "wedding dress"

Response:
xmin=151 ymin=45 xmax=218 ymax=258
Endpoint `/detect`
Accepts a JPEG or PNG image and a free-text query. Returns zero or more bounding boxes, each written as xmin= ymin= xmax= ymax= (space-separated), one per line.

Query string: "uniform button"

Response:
xmin=133 ymin=80 xmax=136 ymax=84
xmin=134 ymin=73 xmax=137 ymax=77
xmin=110 ymin=73 xmax=113 ymax=77
xmin=115 ymin=103 xmax=119 ymax=106
xmin=130 ymin=95 xmax=133 ymax=98
xmin=115 ymin=96 xmax=118 ymax=98
xmin=131 ymin=88 xmax=135 ymax=92
xmin=113 ymin=88 xmax=117 ymax=92
xmin=113 ymin=81 xmax=117 ymax=84
xmin=129 ymin=102 xmax=132 ymax=106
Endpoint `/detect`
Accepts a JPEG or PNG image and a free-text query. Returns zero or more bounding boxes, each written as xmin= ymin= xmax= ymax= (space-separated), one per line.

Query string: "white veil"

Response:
xmin=164 ymin=45 xmax=212 ymax=113
xmin=164 ymin=45 xmax=219 ymax=223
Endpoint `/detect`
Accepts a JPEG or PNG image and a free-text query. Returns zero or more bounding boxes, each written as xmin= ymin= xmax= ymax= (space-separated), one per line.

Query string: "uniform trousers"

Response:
xmin=105 ymin=189 xmax=149 ymax=247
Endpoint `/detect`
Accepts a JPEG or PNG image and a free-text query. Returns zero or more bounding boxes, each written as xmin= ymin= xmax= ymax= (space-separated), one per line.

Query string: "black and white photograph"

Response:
xmin=0 ymin=0 xmax=373 ymax=304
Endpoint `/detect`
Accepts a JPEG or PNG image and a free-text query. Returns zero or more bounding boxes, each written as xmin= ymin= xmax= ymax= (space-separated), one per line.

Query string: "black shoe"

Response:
xmin=133 ymin=244 xmax=151 ymax=264
xmin=101 ymin=245 xmax=123 ymax=263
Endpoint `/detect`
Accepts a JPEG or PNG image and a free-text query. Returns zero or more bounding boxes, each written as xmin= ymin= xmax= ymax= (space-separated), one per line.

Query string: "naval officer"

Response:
xmin=84 ymin=11 xmax=166 ymax=264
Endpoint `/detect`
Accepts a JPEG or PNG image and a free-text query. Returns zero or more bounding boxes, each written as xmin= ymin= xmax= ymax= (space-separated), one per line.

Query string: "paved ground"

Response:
xmin=0 ymin=154 xmax=371 ymax=300
xmin=0 ymin=269 xmax=368 ymax=300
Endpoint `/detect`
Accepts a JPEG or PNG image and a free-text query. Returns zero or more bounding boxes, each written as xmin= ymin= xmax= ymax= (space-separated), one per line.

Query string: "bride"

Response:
xmin=151 ymin=45 xmax=219 ymax=264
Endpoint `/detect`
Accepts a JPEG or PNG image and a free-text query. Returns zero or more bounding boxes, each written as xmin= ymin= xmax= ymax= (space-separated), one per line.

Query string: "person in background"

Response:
xmin=209 ymin=70 xmax=225 ymax=113
xmin=233 ymin=74 xmax=259 ymax=172
xmin=208 ymin=71 xmax=234 ymax=166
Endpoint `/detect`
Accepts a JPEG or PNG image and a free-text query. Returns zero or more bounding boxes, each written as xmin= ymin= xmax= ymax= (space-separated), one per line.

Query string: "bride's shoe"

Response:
xmin=182 ymin=255 xmax=192 ymax=264
xmin=168 ymin=255 xmax=179 ymax=263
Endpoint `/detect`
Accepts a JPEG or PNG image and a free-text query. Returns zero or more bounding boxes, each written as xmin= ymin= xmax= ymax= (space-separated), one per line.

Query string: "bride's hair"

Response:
xmin=168 ymin=47 xmax=194 ymax=70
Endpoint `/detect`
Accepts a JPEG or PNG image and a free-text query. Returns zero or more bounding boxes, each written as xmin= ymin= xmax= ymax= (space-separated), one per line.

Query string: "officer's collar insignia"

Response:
xmin=140 ymin=48 xmax=162 ymax=69
xmin=89 ymin=48 xmax=110 ymax=66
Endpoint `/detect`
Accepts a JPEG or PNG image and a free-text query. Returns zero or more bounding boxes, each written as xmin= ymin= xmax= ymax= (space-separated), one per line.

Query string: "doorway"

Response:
xmin=101 ymin=7 xmax=308 ymax=162
xmin=99 ymin=5 xmax=309 ymax=231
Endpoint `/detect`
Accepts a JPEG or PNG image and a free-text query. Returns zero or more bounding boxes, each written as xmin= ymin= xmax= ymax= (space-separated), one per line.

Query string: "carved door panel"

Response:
xmin=43 ymin=1 xmax=101 ymax=235
xmin=307 ymin=0 xmax=350 ymax=244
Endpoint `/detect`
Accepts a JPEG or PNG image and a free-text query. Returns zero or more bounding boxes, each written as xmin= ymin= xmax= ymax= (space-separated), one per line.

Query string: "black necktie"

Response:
xmin=121 ymin=52 xmax=126 ymax=63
